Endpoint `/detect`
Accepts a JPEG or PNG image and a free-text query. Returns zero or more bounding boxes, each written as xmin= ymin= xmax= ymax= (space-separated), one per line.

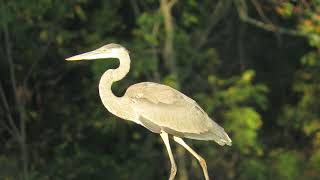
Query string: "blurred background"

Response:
xmin=0 ymin=0 xmax=319 ymax=179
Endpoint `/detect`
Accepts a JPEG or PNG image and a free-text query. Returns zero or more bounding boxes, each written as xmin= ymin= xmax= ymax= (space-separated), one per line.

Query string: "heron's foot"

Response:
xmin=199 ymin=157 xmax=210 ymax=180
xmin=168 ymin=166 xmax=177 ymax=180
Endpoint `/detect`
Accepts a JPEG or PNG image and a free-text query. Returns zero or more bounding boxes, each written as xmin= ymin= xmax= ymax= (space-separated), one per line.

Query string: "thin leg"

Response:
xmin=173 ymin=136 xmax=210 ymax=180
xmin=160 ymin=132 xmax=177 ymax=180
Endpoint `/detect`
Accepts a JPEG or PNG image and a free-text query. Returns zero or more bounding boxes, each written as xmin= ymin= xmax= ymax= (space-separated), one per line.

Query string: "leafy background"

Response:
xmin=0 ymin=0 xmax=319 ymax=180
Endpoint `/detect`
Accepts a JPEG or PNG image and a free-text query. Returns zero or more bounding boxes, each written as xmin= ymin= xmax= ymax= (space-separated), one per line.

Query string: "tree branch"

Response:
xmin=0 ymin=112 xmax=17 ymax=139
xmin=0 ymin=83 xmax=20 ymax=140
xmin=238 ymin=22 xmax=246 ymax=72
xmin=250 ymin=0 xmax=272 ymax=24
xmin=129 ymin=0 xmax=141 ymax=18
xmin=168 ymin=0 xmax=177 ymax=9
xmin=243 ymin=16 xmax=303 ymax=36
xmin=0 ymin=119 xmax=17 ymax=139
xmin=160 ymin=0 xmax=177 ymax=74
xmin=196 ymin=0 xmax=232 ymax=49
xmin=3 ymin=19 xmax=30 ymax=180
xmin=151 ymin=22 xmax=161 ymax=82
xmin=3 ymin=22 xmax=20 ymax=106
xmin=235 ymin=0 xmax=304 ymax=37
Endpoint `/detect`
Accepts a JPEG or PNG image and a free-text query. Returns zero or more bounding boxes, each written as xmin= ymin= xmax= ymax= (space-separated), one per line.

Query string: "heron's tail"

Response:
xmin=214 ymin=130 xmax=232 ymax=146
xmin=183 ymin=120 xmax=232 ymax=146
xmin=210 ymin=121 xmax=232 ymax=146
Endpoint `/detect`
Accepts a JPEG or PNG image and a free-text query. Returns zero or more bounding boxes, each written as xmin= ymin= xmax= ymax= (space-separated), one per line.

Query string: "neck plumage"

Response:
xmin=98 ymin=52 xmax=135 ymax=120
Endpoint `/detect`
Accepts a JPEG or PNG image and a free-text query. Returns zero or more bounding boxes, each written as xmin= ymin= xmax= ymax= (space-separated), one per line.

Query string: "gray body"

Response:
xmin=66 ymin=43 xmax=232 ymax=180
xmin=125 ymin=82 xmax=231 ymax=144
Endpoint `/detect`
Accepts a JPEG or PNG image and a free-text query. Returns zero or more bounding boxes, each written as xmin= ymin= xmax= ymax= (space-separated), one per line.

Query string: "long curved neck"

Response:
xmin=99 ymin=52 xmax=130 ymax=96
xmin=109 ymin=53 xmax=131 ymax=82
xmin=98 ymin=52 xmax=135 ymax=120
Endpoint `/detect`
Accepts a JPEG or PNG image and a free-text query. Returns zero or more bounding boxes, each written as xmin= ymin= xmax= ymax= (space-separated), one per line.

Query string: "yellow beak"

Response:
xmin=65 ymin=48 xmax=112 ymax=61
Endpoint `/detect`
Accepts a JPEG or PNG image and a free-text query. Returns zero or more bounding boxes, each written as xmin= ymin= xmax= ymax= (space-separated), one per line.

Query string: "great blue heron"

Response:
xmin=66 ymin=43 xmax=232 ymax=180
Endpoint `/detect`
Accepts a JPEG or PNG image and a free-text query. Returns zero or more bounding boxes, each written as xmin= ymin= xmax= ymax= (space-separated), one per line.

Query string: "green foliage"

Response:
xmin=239 ymin=159 xmax=268 ymax=180
xmin=1 ymin=0 xmax=320 ymax=180
xmin=309 ymin=150 xmax=320 ymax=174
xmin=0 ymin=156 xmax=19 ymax=180
xmin=271 ymin=150 xmax=301 ymax=180
xmin=195 ymin=70 xmax=267 ymax=154
xmin=226 ymin=107 xmax=262 ymax=154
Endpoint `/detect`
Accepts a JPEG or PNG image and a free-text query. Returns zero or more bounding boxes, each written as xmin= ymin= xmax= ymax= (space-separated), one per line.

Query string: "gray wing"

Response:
xmin=125 ymin=82 xmax=231 ymax=146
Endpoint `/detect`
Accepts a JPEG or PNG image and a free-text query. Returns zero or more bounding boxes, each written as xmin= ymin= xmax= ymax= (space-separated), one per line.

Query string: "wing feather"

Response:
xmin=125 ymin=82 xmax=231 ymax=145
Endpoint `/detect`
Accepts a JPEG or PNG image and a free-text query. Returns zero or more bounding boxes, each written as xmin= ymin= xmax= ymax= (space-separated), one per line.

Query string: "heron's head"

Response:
xmin=66 ymin=43 xmax=129 ymax=61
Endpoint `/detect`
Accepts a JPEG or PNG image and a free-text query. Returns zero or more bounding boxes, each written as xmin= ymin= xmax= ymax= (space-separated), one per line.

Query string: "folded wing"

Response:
xmin=125 ymin=82 xmax=231 ymax=145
